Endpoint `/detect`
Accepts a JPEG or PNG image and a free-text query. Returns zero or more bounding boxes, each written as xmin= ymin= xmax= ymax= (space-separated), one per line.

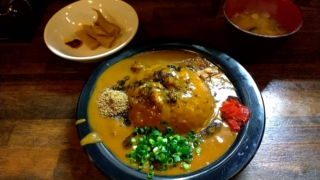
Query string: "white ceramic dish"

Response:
xmin=44 ymin=0 xmax=139 ymax=63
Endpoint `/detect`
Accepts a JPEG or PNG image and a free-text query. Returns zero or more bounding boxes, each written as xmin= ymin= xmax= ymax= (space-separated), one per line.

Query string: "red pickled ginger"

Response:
xmin=220 ymin=96 xmax=251 ymax=132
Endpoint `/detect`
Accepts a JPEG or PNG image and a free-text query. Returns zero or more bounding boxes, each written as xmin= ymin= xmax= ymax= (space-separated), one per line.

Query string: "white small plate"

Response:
xmin=44 ymin=0 xmax=139 ymax=63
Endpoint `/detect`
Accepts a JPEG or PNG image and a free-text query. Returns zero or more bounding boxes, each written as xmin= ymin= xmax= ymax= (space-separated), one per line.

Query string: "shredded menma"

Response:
xmin=97 ymin=88 xmax=129 ymax=117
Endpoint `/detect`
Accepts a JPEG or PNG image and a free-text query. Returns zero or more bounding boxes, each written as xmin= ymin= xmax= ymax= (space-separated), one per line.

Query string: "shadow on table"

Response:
xmin=53 ymin=122 xmax=110 ymax=180
xmin=0 ymin=0 xmax=49 ymax=42
xmin=210 ymin=0 xmax=224 ymax=17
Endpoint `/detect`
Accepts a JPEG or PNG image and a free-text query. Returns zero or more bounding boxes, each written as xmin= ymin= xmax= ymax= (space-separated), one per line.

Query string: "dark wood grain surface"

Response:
xmin=0 ymin=0 xmax=319 ymax=179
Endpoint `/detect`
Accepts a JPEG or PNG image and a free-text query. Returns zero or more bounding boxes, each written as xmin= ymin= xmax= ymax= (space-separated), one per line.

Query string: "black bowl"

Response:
xmin=76 ymin=40 xmax=265 ymax=180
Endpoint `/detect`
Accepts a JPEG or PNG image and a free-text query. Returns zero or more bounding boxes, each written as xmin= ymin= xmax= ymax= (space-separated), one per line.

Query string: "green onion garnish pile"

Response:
xmin=125 ymin=126 xmax=203 ymax=179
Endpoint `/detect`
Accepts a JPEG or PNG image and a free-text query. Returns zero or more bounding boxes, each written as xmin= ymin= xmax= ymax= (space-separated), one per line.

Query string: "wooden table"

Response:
xmin=1 ymin=0 xmax=319 ymax=179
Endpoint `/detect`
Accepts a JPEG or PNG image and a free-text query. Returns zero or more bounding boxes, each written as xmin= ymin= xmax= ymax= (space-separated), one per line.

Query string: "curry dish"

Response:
xmin=83 ymin=51 xmax=242 ymax=176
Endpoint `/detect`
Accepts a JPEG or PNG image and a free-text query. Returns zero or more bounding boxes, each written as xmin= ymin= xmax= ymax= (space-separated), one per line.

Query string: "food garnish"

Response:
xmin=82 ymin=24 xmax=116 ymax=48
xmin=93 ymin=9 xmax=120 ymax=36
xmin=97 ymin=88 xmax=128 ymax=118
xmin=124 ymin=125 xmax=203 ymax=179
xmin=73 ymin=9 xmax=120 ymax=50
xmin=75 ymin=29 xmax=100 ymax=50
xmin=220 ymin=96 xmax=251 ymax=132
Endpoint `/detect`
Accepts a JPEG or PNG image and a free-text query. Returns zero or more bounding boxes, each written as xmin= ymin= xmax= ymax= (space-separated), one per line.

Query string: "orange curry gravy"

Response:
xmin=84 ymin=51 xmax=237 ymax=176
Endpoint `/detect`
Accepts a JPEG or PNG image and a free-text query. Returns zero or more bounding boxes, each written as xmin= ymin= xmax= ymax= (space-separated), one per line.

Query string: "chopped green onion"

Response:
xmin=138 ymin=128 xmax=145 ymax=134
xmin=193 ymin=139 xmax=200 ymax=147
xmin=147 ymin=170 xmax=154 ymax=179
xmin=159 ymin=121 xmax=168 ymax=124
xmin=131 ymin=137 xmax=136 ymax=144
xmin=183 ymin=163 xmax=191 ymax=170
xmin=156 ymin=136 xmax=163 ymax=142
xmin=152 ymin=128 xmax=160 ymax=136
xmin=166 ymin=126 xmax=173 ymax=133
xmin=173 ymin=155 xmax=181 ymax=162
xmin=153 ymin=147 xmax=159 ymax=154
xmin=145 ymin=126 xmax=151 ymax=132
xmin=159 ymin=153 xmax=166 ymax=162
xmin=195 ymin=147 xmax=201 ymax=154
xmin=125 ymin=126 xmax=203 ymax=179
xmin=149 ymin=139 xmax=155 ymax=145
xmin=157 ymin=166 xmax=168 ymax=171
xmin=138 ymin=137 xmax=144 ymax=143
xmin=184 ymin=157 xmax=192 ymax=163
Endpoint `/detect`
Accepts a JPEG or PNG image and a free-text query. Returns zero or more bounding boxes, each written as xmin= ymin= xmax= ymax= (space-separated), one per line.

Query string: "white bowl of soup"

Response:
xmin=223 ymin=0 xmax=303 ymax=38
xmin=76 ymin=41 xmax=265 ymax=179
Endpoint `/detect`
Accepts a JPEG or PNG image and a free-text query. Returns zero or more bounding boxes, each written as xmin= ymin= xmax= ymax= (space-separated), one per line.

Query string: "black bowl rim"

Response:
xmin=76 ymin=40 xmax=266 ymax=180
